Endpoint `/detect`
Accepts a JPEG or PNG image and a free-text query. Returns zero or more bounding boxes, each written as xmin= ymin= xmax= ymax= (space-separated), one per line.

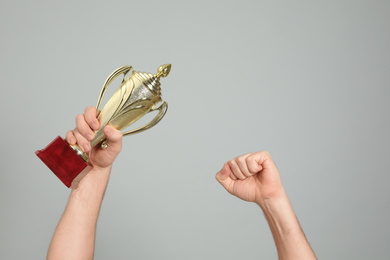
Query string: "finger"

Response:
xmin=247 ymin=151 xmax=275 ymax=174
xmin=257 ymin=151 xmax=277 ymax=171
xmin=84 ymin=106 xmax=99 ymax=131
xmin=103 ymin=125 xmax=122 ymax=152
xmin=230 ymin=172 xmax=238 ymax=180
xmin=75 ymin=113 xmax=95 ymax=141
xmin=73 ymin=129 xmax=91 ymax=153
xmin=236 ymin=154 xmax=252 ymax=177
xmin=216 ymin=163 xmax=235 ymax=192
xmin=228 ymin=160 xmax=246 ymax=180
xmin=65 ymin=130 xmax=76 ymax=145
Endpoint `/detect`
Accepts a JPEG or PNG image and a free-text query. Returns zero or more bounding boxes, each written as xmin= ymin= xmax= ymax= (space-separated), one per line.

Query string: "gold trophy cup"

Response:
xmin=36 ymin=64 xmax=171 ymax=187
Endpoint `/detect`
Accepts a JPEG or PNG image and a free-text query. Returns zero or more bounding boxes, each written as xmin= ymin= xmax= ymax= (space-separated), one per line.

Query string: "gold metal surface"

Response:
xmin=70 ymin=64 xmax=171 ymax=161
xmin=69 ymin=144 xmax=89 ymax=162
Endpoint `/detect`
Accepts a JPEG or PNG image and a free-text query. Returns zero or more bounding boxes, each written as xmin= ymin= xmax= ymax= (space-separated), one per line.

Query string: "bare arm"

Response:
xmin=47 ymin=107 xmax=122 ymax=260
xmin=216 ymin=152 xmax=316 ymax=260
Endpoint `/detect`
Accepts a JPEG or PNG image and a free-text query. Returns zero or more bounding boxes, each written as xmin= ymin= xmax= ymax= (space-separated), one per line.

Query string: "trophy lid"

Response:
xmin=135 ymin=64 xmax=171 ymax=96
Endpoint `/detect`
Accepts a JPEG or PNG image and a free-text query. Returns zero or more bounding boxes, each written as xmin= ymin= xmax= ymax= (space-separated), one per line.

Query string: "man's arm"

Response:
xmin=216 ymin=151 xmax=316 ymax=260
xmin=47 ymin=107 xmax=122 ymax=260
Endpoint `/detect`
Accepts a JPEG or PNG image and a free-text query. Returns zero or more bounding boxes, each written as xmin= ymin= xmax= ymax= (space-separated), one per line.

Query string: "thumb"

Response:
xmin=103 ymin=125 xmax=122 ymax=150
xmin=216 ymin=164 xmax=234 ymax=191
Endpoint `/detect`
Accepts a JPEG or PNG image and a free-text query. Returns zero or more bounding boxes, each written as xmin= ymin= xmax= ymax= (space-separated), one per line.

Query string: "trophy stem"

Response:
xmin=69 ymin=144 xmax=89 ymax=162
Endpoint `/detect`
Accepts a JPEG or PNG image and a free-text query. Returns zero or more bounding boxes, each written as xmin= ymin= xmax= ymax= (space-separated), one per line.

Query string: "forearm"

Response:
xmin=47 ymin=167 xmax=111 ymax=260
xmin=258 ymin=191 xmax=316 ymax=260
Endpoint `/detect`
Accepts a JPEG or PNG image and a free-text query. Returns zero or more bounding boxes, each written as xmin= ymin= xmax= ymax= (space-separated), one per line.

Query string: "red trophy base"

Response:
xmin=36 ymin=136 xmax=88 ymax=188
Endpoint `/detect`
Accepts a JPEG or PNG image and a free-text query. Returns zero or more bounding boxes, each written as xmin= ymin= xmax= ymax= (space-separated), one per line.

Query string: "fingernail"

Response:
xmin=87 ymin=134 xmax=94 ymax=141
xmin=92 ymin=123 xmax=99 ymax=130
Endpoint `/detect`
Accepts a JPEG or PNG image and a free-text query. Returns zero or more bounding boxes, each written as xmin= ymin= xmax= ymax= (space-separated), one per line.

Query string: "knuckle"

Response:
xmin=237 ymin=156 xmax=246 ymax=164
xmin=85 ymin=106 xmax=97 ymax=118
xmin=245 ymin=154 xmax=254 ymax=163
xmin=85 ymin=106 xmax=93 ymax=112
xmin=76 ymin=114 xmax=84 ymax=122
xmin=260 ymin=150 xmax=270 ymax=156
xmin=227 ymin=160 xmax=234 ymax=167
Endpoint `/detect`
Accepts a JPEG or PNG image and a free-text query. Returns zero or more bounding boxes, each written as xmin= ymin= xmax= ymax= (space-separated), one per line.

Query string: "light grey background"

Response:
xmin=1 ymin=0 xmax=389 ymax=259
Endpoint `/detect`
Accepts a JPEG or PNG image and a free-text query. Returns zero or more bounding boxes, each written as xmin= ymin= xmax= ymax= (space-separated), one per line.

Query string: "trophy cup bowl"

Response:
xmin=36 ymin=64 xmax=171 ymax=187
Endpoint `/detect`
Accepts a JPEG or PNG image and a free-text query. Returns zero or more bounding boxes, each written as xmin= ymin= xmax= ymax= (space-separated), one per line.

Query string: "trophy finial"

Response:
xmin=155 ymin=64 xmax=171 ymax=80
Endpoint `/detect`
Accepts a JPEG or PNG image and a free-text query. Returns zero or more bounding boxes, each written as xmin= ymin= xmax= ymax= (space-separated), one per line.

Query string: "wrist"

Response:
xmin=72 ymin=166 xmax=111 ymax=191
xmin=255 ymin=187 xmax=287 ymax=209
xmin=257 ymin=190 xmax=302 ymax=238
xmin=258 ymin=190 xmax=290 ymax=215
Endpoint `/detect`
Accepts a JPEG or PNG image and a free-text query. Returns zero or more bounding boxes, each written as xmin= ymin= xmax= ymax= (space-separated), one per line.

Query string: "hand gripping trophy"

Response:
xmin=36 ymin=64 xmax=171 ymax=187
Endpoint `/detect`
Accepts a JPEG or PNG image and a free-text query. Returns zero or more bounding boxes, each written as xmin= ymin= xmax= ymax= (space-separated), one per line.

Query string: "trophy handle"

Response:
xmin=122 ymin=101 xmax=168 ymax=136
xmin=96 ymin=65 xmax=133 ymax=111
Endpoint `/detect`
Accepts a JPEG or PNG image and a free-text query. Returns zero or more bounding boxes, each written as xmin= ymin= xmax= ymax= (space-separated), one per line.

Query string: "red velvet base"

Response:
xmin=36 ymin=136 xmax=88 ymax=188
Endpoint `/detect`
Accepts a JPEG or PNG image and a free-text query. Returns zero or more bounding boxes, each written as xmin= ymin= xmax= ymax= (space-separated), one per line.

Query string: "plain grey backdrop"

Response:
xmin=1 ymin=0 xmax=389 ymax=259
